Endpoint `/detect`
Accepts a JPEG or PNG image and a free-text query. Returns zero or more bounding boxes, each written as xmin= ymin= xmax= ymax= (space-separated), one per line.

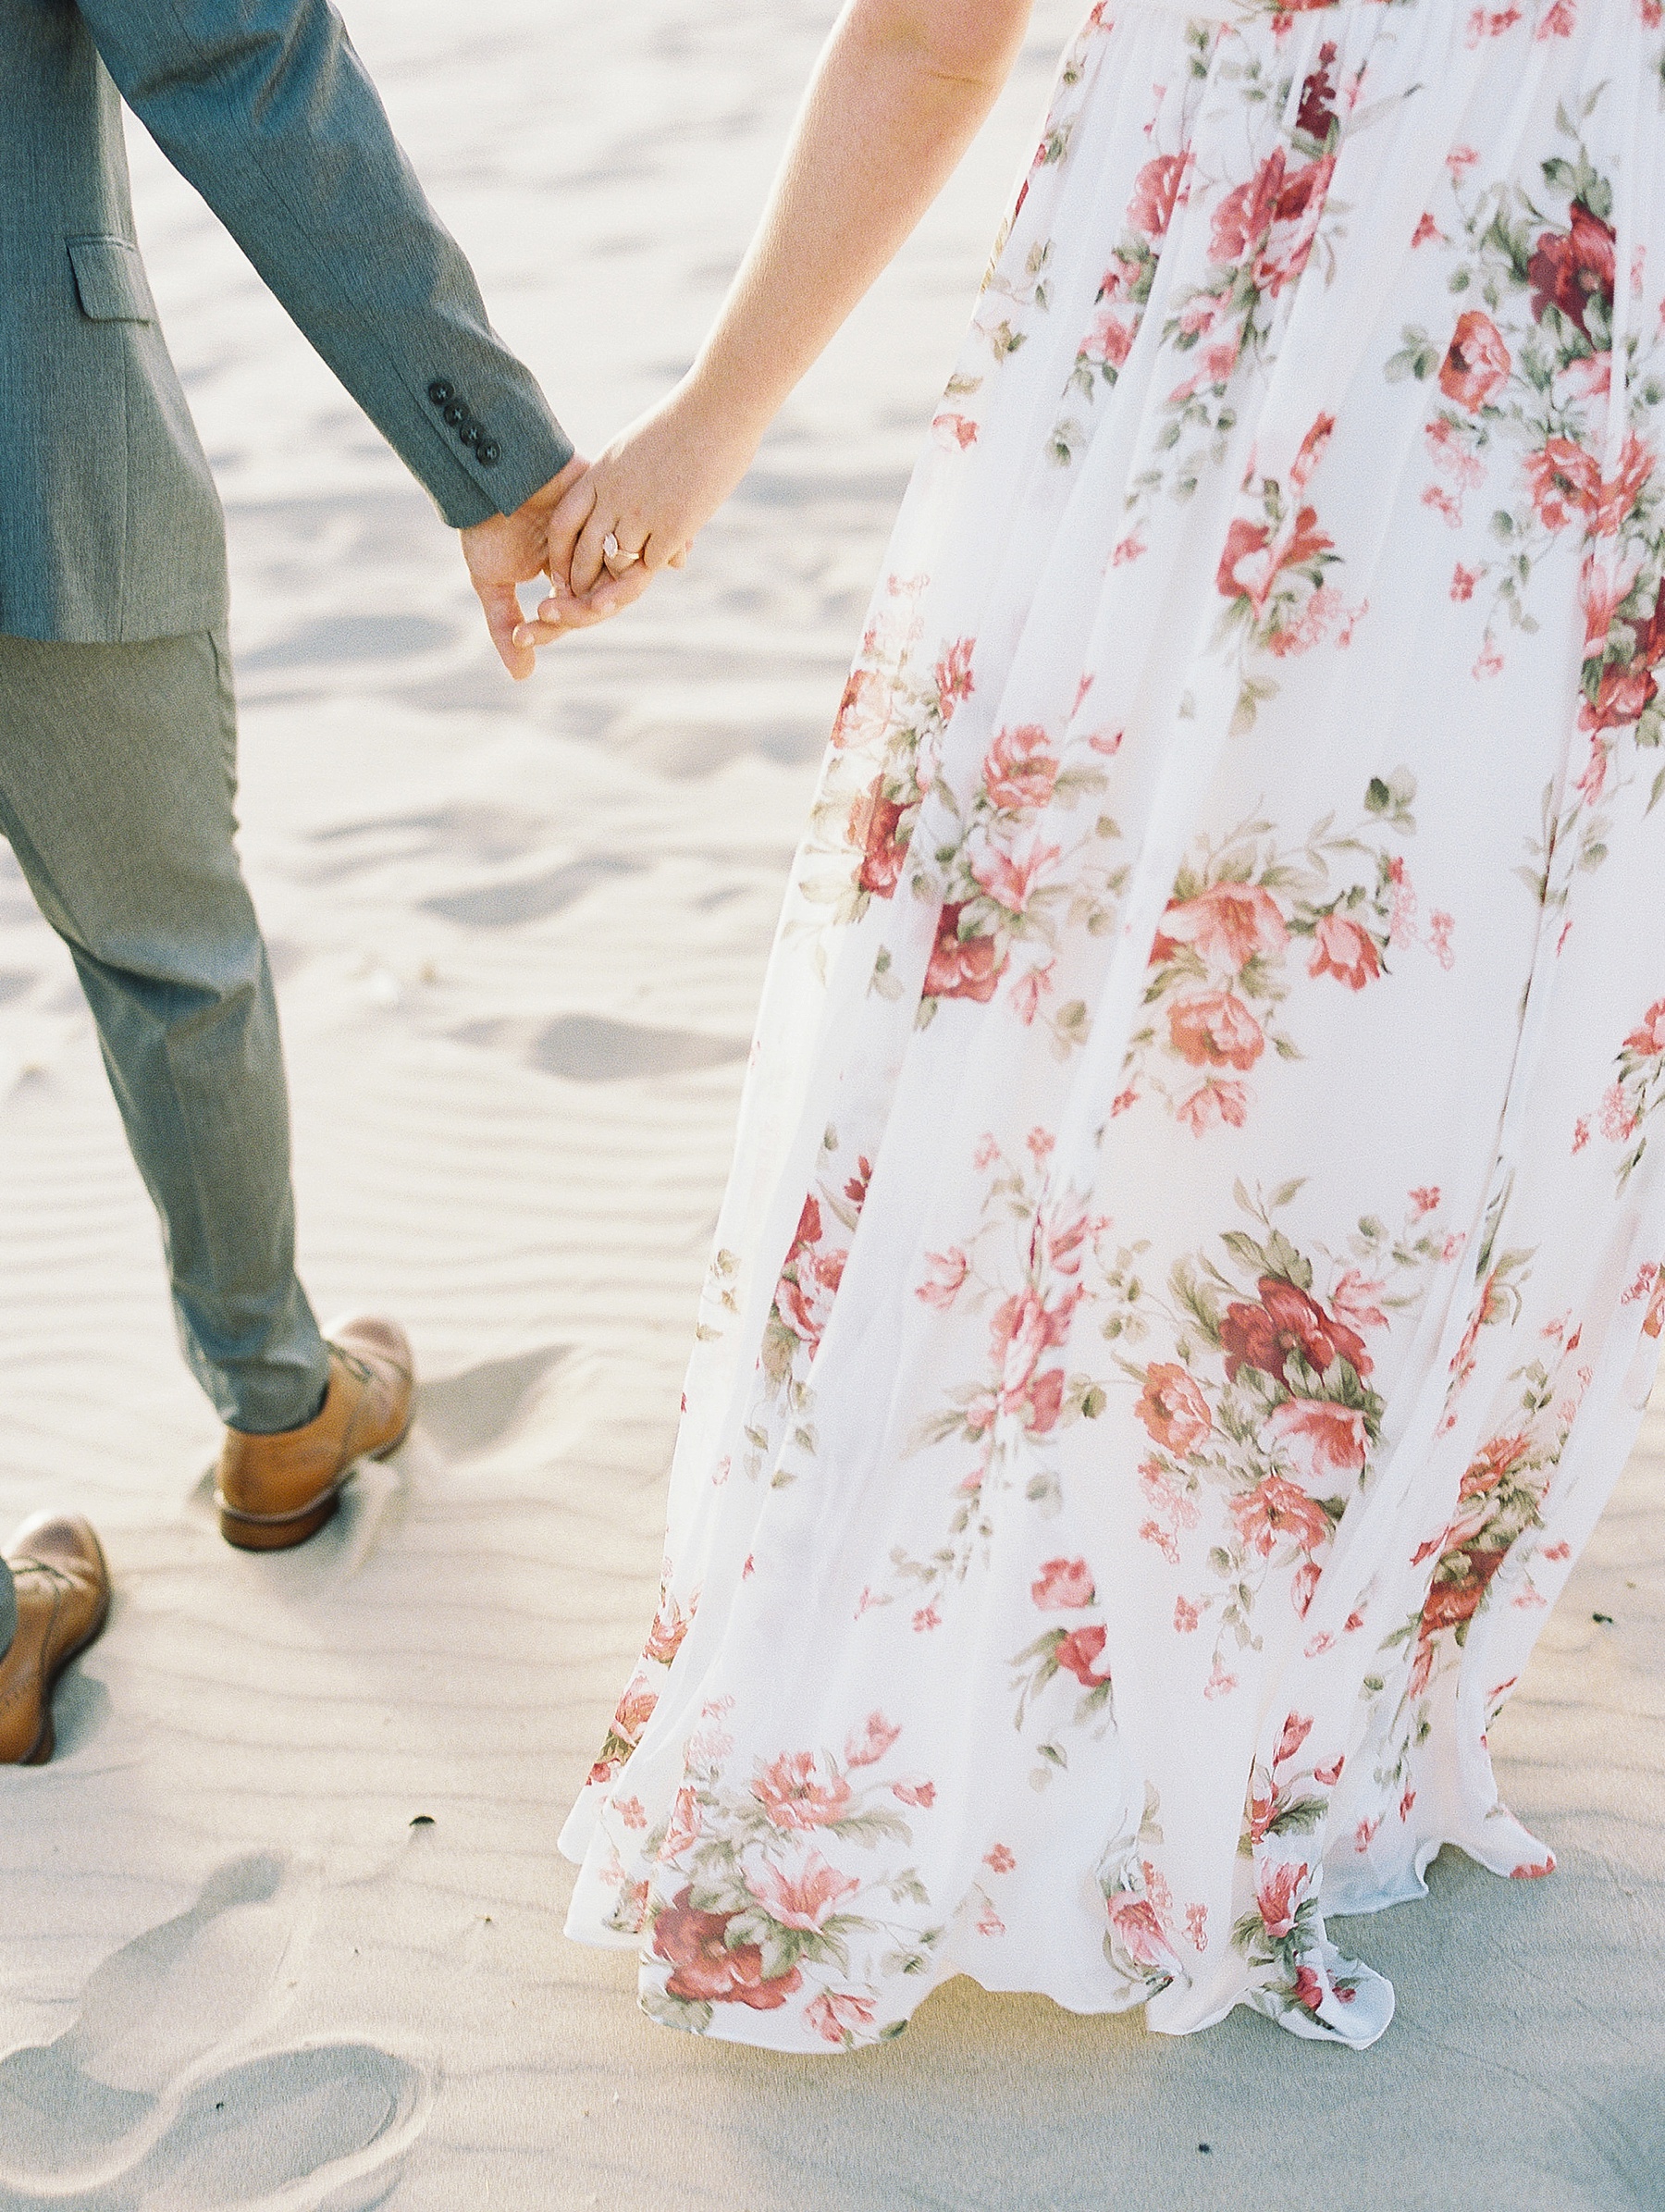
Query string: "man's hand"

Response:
xmin=461 ymin=455 xmax=595 ymax=680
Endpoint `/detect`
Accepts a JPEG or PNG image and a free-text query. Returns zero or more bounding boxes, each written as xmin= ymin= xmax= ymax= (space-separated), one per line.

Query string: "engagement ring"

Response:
xmin=601 ymin=532 xmax=642 ymax=573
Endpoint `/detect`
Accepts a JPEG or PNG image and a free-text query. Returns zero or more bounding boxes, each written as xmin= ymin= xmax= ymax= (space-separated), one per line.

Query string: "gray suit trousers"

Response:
xmin=0 ymin=631 xmax=329 ymax=1440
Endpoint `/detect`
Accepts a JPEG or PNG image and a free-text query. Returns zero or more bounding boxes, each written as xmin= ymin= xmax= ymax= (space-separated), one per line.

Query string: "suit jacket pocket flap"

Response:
xmin=68 ymin=236 xmax=157 ymax=324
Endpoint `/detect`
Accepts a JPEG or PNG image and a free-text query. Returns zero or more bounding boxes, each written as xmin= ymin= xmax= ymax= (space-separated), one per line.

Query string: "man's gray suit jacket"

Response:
xmin=1 ymin=0 xmax=574 ymax=644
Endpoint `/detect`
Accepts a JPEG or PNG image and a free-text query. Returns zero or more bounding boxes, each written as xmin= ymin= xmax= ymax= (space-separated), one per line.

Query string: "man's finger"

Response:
xmin=476 ymin=581 xmax=535 ymax=680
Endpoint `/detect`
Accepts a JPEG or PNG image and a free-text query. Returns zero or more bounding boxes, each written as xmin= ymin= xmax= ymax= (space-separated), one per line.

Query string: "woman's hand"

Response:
xmin=529 ymin=379 xmax=764 ymax=630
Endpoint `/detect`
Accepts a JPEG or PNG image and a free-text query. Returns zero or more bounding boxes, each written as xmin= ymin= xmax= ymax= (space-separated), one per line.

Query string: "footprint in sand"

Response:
xmin=0 ymin=1854 xmax=431 ymax=2212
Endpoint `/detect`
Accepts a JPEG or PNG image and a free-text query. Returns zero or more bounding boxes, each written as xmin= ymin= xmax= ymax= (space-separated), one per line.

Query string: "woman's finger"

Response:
xmin=569 ymin=501 xmax=623 ymax=597
xmin=546 ymin=474 xmax=599 ymax=596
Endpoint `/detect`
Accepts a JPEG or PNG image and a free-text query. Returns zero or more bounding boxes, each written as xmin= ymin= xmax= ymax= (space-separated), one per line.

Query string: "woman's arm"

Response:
xmin=532 ymin=0 xmax=1036 ymax=627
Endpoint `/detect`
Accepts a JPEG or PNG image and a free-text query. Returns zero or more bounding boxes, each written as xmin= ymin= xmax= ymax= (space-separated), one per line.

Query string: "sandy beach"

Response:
xmin=1 ymin=1 xmax=1662 ymax=2205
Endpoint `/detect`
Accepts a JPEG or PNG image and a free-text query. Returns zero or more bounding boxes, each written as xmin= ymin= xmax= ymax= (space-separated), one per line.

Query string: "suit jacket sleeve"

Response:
xmin=77 ymin=0 xmax=574 ymax=526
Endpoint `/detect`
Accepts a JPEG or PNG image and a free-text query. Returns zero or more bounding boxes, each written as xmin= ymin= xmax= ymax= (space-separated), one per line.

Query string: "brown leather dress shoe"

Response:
xmin=0 ymin=1513 xmax=111 ymax=1765
xmin=216 ymin=1314 xmax=415 ymax=1552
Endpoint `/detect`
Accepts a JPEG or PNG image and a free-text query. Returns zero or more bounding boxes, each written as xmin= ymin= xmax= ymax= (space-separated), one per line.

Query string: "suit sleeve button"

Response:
xmin=442 ymin=396 xmax=468 ymax=427
xmin=426 ymin=378 xmax=453 ymax=406
xmin=477 ymin=440 xmax=500 ymax=466
xmin=459 ymin=418 xmax=481 ymax=448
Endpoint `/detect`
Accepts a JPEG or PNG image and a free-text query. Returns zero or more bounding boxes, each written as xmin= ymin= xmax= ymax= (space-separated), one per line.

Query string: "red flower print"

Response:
xmin=1216 ymin=506 xmax=1334 ymax=614
xmin=1255 ymin=1860 xmax=1310 ymax=1940
xmin=1106 ymin=1894 xmax=1178 ymax=1973
xmin=844 ymin=1712 xmax=901 ymax=1768
xmin=1419 ymin=1544 xmax=1511 ymax=1635
xmin=1083 ymin=308 xmax=1136 ymax=371
xmin=653 ymin=1890 xmax=802 ymax=2009
xmin=1307 ymin=911 xmax=1382 ymax=990
xmin=643 ymin=1587 xmax=692 ymax=1666
xmin=932 ymin=411 xmax=978 ymax=451
xmin=1209 ymin=150 xmax=1288 ymax=266
xmin=985 ymin=1843 xmax=1017 ymax=1873
xmin=1267 ymin=1397 xmax=1369 ymax=1485
xmin=1128 ymin=151 xmax=1188 ymax=239
xmin=1174 ymin=1594 xmax=1202 ymax=1632
xmin=1290 ymin=1560 xmax=1321 ymax=1615
xmin=1438 ymin=309 xmax=1511 ymax=412
xmin=1329 ymin=1268 xmax=1388 ymax=1333
xmin=1525 ymin=431 xmax=1653 ymax=538
xmin=1167 ymin=989 xmax=1265 ymax=1071
xmin=1136 ymin=1362 xmax=1214 ymax=1454
xmin=982 ymin=723 xmax=1061 ymax=811
xmin=750 ymin=1852 xmax=861 ymax=1930
xmin=1219 ymin=1276 xmax=1372 ymax=1387
xmin=778 ymin=1240 xmax=846 ymax=1352
xmin=924 ymin=903 xmax=1005 ymax=1002
xmin=1156 ymin=881 xmax=1288 ymax=971
xmin=1228 ymin=1475 xmax=1333 ymax=1559
xmin=1292 ymin=1961 xmax=1326 ymax=2012
xmin=1510 ymin=1857 xmax=1556 ymax=1880
xmin=892 ymin=1778 xmax=936 ymax=1808
xmin=1275 ymin=1712 xmax=1314 ymax=1766
xmin=1031 ymin=1556 xmax=1096 ymax=1610
xmin=752 ymin=1750 xmax=854 ymax=1829
xmin=1054 ymin=1624 xmax=1112 ymax=1687
xmin=1314 ymin=1756 xmax=1345 ymax=1787
xmin=1294 ymin=43 xmax=1338 ymax=142
xmin=847 ymin=775 xmax=908 ymax=898
xmin=1025 ymin=1367 xmax=1066 ymax=1434
xmin=1527 ymin=199 xmax=1616 ymax=340
xmin=805 ymin=1989 xmax=878 ymax=2045
xmin=935 ymin=637 xmax=976 ymax=718
xmin=968 ymin=837 xmax=1058 ymax=917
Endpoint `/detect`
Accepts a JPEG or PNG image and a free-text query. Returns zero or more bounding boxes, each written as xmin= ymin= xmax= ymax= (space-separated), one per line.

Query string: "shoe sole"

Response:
xmin=216 ymin=1408 xmax=415 ymax=1554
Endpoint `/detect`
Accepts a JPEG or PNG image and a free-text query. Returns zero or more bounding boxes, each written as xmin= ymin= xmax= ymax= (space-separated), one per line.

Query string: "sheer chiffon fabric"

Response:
xmin=562 ymin=0 xmax=1665 ymax=2050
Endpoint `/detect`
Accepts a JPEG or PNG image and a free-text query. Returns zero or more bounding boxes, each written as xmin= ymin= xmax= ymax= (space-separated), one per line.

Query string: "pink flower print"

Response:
xmin=753 ymin=1751 xmax=855 ymax=1831
xmin=975 ymin=1901 xmax=1006 ymax=1938
xmin=1422 ymin=484 xmax=1464 ymax=528
xmin=892 ymin=1778 xmax=937 ymax=1808
xmin=1027 ymin=1124 xmax=1056 ymax=1165
xmin=931 ymin=412 xmax=979 ymax=452
xmin=1267 ymin=1397 xmax=1370 ymax=1486
xmin=1203 ymin=1656 xmax=1239 ymax=1700
xmin=968 ymin=838 xmax=1059 ymax=919
xmin=1128 ymin=151 xmax=1188 ymax=238
xmin=1625 ymin=998 xmax=1665 ymax=1057
xmin=925 ymin=904 xmax=1005 ymax=1003
xmin=916 ymin=1246 xmax=969 ymax=1311
xmin=1228 ymin=1474 xmax=1332 ymax=1559
xmin=1009 ymin=961 xmax=1055 ymax=1025
xmin=1314 ymin=1756 xmax=1344 ymax=1788
xmin=1445 ymin=144 xmax=1480 ymax=181
xmin=1174 ymin=1079 xmax=1251 ymax=1137
xmin=1083 ymin=307 xmax=1136 ymax=371
xmin=1174 ymin=1594 xmax=1202 ymax=1633
xmin=616 ymin=1795 xmax=647 ymax=1831
xmin=1572 ymin=1116 xmax=1591 ymax=1154
xmin=1266 ymin=583 xmax=1341 ymax=658
xmin=985 ymin=1843 xmax=1017 ymax=1874
xmin=1400 ymin=1786 xmax=1417 ymax=1822
xmin=972 ymin=1132 xmax=1000 ymax=1169
xmin=1600 ymin=1081 xmax=1639 ymax=1143
xmin=806 ymin=1990 xmax=878 ymax=2045
xmin=831 ymin=664 xmax=896 ymax=754
xmin=1106 ymin=1894 xmax=1178 ymax=1974
xmin=1307 ymin=911 xmax=1382 ymax=991
xmin=1136 ymin=1363 xmax=1213 ymax=1454
xmin=1535 ymin=0 xmax=1576 ymax=34
xmin=1411 ymin=1185 xmax=1441 ymax=1215
xmin=1255 ymin=1860 xmax=1310 ymax=1940
xmin=1155 ymin=881 xmax=1288 ymax=972
xmin=1450 ymin=563 xmax=1481 ymax=601
xmin=1292 ymin=1962 xmax=1327 ymax=2014
xmin=1275 ymin=1712 xmax=1314 ymax=1767
xmin=1167 ymin=989 xmax=1265 ymax=1071
xmin=844 ymin=1712 xmax=902 ymax=1768
xmin=1054 ymin=1625 xmax=1113 ymax=1687
xmin=1511 ymin=1857 xmax=1556 ymax=1878
xmin=661 ymin=1784 xmax=702 ymax=1860
xmin=1330 ymin=1269 xmax=1388 ymax=1332
xmin=982 ymin=723 xmax=1061 ymax=812
xmin=1184 ymin=1902 xmax=1209 ymax=1952
xmin=935 ymin=637 xmax=976 ymax=720
xmin=1354 ymin=1816 xmax=1381 ymax=1852
xmin=1290 ymin=1560 xmax=1321 ymax=1617
xmin=912 ymin=1604 xmax=942 ymax=1633
xmin=1438 ymin=310 xmax=1511 ymax=411
xmin=750 ymin=1852 xmax=861 ymax=1931
xmin=1427 ymin=910 xmax=1455 ymax=969
xmin=1289 ymin=413 xmax=1337 ymax=497
xmin=1412 ymin=211 xmax=1440 ymax=248
xmin=1031 ymin=1556 xmax=1097 ymax=1610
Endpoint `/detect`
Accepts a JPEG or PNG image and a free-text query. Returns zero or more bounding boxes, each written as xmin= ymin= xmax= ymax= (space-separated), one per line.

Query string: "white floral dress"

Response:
xmin=561 ymin=0 xmax=1665 ymax=2051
